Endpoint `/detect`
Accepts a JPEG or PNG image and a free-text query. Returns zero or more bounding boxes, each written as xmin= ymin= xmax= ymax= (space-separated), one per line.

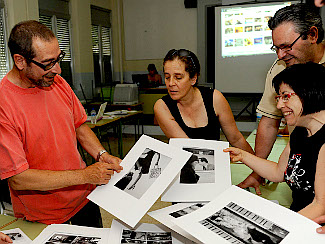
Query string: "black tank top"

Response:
xmin=285 ymin=124 xmax=325 ymax=211
xmin=162 ymin=86 xmax=221 ymax=140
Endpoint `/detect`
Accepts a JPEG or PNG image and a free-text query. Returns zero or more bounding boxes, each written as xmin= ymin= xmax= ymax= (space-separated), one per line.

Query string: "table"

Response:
xmin=0 ymin=215 xmax=46 ymax=240
xmin=0 ymin=129 xmax=291 ymax=239
xmin=107 ymin=103 xmax=143 ymax=111
xmin=86 ymin=110 xmax=144 ymax=158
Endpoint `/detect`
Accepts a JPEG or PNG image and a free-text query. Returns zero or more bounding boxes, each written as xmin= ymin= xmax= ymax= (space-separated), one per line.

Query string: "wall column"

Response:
xmin=70 ymin=0 xmax=95 ymax=99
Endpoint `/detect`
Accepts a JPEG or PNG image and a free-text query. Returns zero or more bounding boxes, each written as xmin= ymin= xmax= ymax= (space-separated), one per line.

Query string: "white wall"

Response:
xmin=123 ymin=0 xmax=197 ymax=60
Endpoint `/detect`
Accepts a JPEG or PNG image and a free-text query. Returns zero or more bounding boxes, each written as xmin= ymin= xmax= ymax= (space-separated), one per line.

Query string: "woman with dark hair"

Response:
xmin=180 ymin=154 xmax=200 ymax=183
xmin=147 ymin=63 xmax=162 ymax=87
xmin=225 ymin=62 xmax=325 ymax=221
xmin=154 ymin=49 xmax=253 ymax=154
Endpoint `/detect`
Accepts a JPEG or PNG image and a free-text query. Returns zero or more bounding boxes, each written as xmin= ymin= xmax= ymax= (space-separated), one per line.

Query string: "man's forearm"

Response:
xmin=255 ymin=116 xmax=281 ymax=159
xmin=8 ymin=168 xmax=87 ymax=191
xmin=8 ymin=161 xmax=119 ymax=191
xmin=76 ymin=123 xmax=105 ymax=159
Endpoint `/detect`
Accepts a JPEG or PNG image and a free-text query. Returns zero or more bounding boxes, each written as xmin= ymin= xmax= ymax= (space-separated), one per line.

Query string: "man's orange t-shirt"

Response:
xmin=0 ymin=75 xmax=95 ymax=224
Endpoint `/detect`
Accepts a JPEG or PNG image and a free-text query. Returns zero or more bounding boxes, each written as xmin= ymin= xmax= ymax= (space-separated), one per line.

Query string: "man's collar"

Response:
xmin=319 ymin=41 xmax=325 ymax=64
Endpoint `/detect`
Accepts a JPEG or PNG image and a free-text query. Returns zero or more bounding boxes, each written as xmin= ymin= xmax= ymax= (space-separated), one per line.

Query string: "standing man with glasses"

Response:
xmin=0 ymin=20 xmax=122 ymax=226
xmin=238 ymin=3 xmax=325 ymax=195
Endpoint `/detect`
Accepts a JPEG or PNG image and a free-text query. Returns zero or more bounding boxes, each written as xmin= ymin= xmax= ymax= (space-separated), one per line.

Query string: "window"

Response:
xmin=39 ymin=15 xmax=73 ymax=86
xmin=91 ymin=6 xmax=113 ymax=87
xmin=39 ymin=0 xmax=72 ymax=86
xmin=91 ymin=24 xmax=112 ymax=86
xmin=0 ymin=6 xmax=8 ymax=79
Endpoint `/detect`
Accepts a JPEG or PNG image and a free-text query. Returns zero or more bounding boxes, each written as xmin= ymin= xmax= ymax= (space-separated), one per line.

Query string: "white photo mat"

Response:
xmin=162 ymin=138 xmax=231 ymax=202
xmin=88 ymin=134 xmax=192 ymax=228
xmin=108 ymin=219 xmax=195 ymax=244
xmin=31 ymin=224 xmax=109 ymax=244
xmin=148 ymin=202 xmax=208 ymax=243
xmin=2 ymin=228 xmax=32 ymax=244
xmin=173 ymin=185 xmax=325 ymax=244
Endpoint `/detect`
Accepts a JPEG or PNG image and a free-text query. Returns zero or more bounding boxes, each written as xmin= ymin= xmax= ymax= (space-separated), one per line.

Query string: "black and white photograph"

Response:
xmin=115 ymin=148 xmax=171 ymax=199
xmin=181 ymin=147 xmax=215 ymax=184
xmin=199 ymin=202 xmax=289 ymax=244
xmin=108 ymin=219 xmax=194 ymax=244
xmin=88 ymin=135 xmax=192 ymax=228
xmin=169 ymin=203 xmax=206 ymax=219
xmin=173 ymin=186 xmax=325 ymax=243
xmin=120 ymin=229 xmax=172 ymax=244
xmin=162 ymin=138 xmax=231 ymax=202
xmin=44 ymin=233 xmax=101 ymax=244
xmin=3 ymin=232 xmax=27 ymax=244
xmin=4 ymin=232 xmax=24 ymax=242
xmin=1 ymin=228 xmax=32 ymax=244
xmin=148 ymin=203 xmax=203 ymax=243
xmin=30 ymin=224 xmax=109 ymax=244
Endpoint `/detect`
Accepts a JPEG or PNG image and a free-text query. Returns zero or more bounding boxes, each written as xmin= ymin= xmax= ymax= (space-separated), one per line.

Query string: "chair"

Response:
xmin=0 ymin=179 xmax=11 ymax=215
xmin=99 ymin=85 xmax=114 ymax=105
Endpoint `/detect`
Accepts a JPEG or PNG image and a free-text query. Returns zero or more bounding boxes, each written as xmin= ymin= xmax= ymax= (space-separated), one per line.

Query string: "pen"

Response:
xmin=277 ymin=134 xmax=289 ymax=137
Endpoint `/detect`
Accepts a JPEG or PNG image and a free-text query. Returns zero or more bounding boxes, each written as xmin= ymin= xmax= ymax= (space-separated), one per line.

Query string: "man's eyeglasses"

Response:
xmin=25 ymin=51 xmax=65 ymax=71
xmin=270 ymin=33 xmax=303 ymax=53
xmin=275 ymin=92 xmax=296 ymax=103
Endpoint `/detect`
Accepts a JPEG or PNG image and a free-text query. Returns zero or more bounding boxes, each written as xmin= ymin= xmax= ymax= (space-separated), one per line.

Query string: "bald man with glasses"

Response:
xmin=239 ymin=3 xmax=325 ymax=195
xmin=0 ymin=20 xmax=122 ymax=226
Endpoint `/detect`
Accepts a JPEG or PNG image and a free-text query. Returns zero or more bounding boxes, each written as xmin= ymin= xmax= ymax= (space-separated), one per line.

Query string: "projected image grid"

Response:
xmin=221 ymin=2 xmax=292 ymax=57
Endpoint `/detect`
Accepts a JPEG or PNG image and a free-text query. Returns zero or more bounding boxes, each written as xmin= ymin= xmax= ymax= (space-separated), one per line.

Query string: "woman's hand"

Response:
xmin=314 ymin=215 xmax=325 ymax=233
xmin=223 ymin=147 xmax=245 ymax=163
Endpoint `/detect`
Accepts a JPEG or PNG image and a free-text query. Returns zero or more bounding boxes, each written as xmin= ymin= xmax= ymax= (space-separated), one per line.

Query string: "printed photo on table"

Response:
xmin=115 ymin=148 xmax=171 ymax=199
xmin=181 ymin=147 xmax=215 ymax=184
xmin=121 ymin=229 xmax=172 ymax=244
xmin=44 ymin=233 xmax=101 ymax=244
xmin=199 ymin=202 xmax=289 ymax=244
xmin=169 ymin=203 xmax=206 ymax=218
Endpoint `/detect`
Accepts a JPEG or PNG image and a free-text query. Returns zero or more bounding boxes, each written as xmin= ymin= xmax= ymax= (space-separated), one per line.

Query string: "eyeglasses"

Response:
xmin=25 ymin=51 xmax=65 ymax=71
xmin=270 ymin=33 xmax=303 ymax=53
xmin=275 ymin=92 xmax=296 ymax=103
xmin=170 ymin=49 xmax=197 ymax=70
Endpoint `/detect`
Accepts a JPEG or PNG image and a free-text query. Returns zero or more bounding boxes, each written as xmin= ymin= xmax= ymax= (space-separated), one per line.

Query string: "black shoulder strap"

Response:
xmin=161 ymin=95 xmax=183 ymax=123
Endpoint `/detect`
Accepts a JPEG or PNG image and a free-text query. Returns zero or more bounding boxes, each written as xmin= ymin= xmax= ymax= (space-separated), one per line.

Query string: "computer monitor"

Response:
xmin=113 ymin=84 xmax=139 ymax=105
xmin=132 ymin=74 xmax=148 ymax=88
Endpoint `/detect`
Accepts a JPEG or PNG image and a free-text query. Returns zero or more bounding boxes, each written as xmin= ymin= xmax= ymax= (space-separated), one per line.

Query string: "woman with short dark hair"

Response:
xmin=225 ymin=62 xmax=325 ymax=222
xmin=154 ymin=49 xmax=253 ymax=154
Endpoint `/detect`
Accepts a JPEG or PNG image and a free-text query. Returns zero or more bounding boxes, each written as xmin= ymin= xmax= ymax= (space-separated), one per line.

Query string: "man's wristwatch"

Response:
xmin=97 ymin=149 xmax=107 ymax=161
